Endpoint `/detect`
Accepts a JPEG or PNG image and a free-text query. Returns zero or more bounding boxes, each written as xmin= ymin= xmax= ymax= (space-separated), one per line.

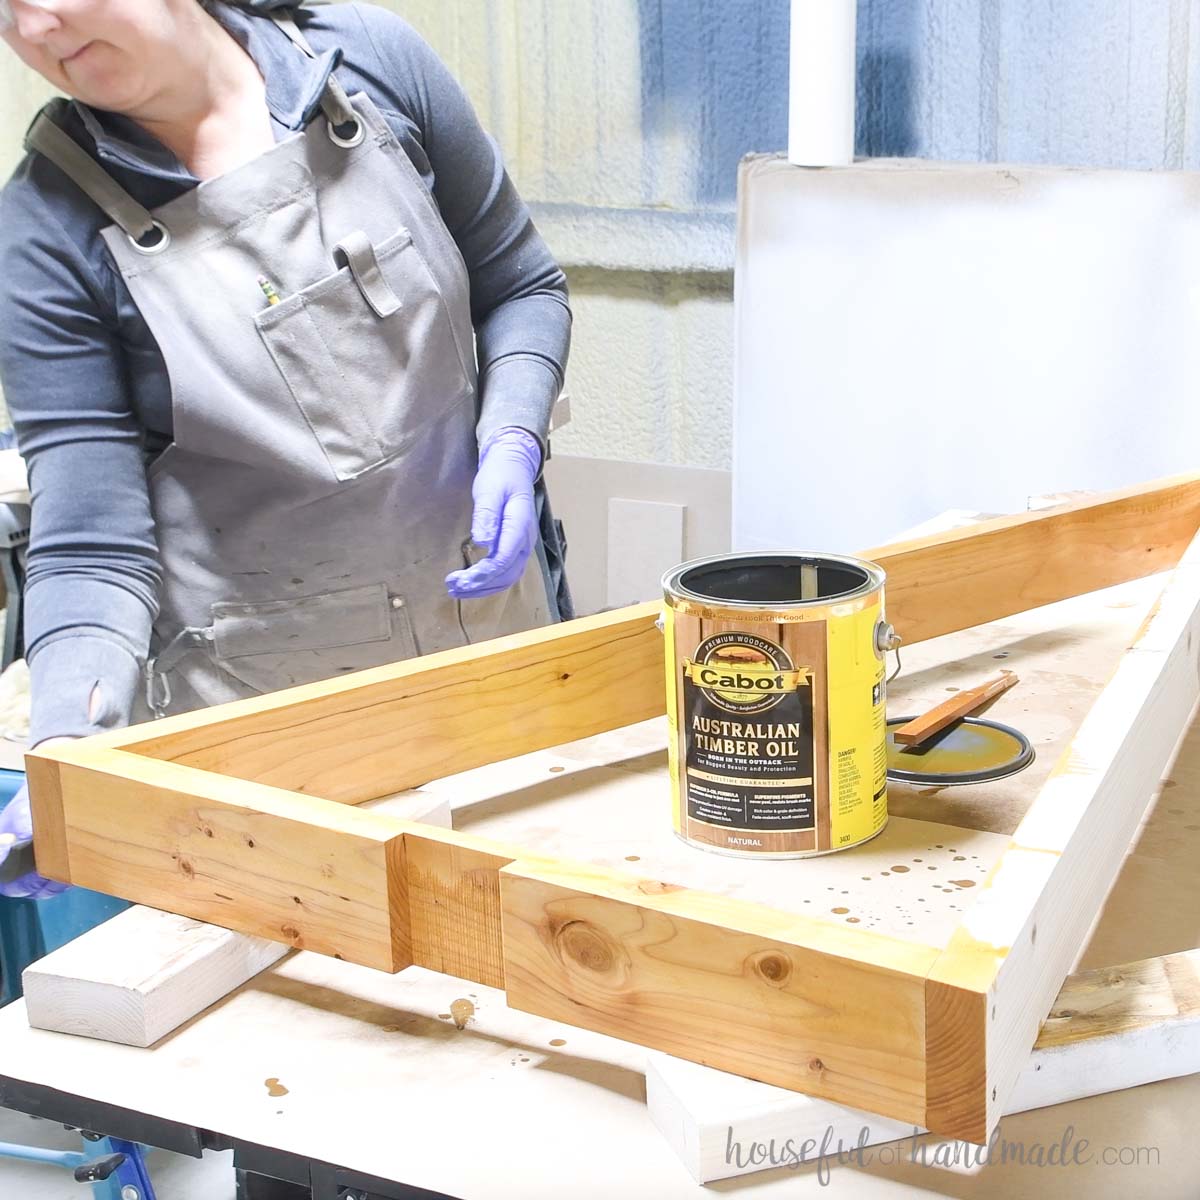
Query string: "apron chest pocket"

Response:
xmin=255 ymin=226 xmax=474 ymax=482
xmin=211 ymin=581 xmax=417 ymax=693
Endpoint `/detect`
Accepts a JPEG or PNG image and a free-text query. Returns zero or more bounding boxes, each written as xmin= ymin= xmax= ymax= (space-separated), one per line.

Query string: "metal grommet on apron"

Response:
xmin=327 ymin=118 xmax=365 ymax=148
xmin=127 ymin=220 xmax=171 ymax=255
xmin=25 ymin=13 xmax=560 ymax=721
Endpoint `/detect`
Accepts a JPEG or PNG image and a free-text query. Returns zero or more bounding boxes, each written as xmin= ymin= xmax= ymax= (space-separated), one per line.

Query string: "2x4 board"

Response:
xmin=25 ymin=472 xmax=1200 ymax=1143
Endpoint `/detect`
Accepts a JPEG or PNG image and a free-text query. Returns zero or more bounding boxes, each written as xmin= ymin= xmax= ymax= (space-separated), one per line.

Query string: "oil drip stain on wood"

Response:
xmin=450 ymin=998 xmax=475 ymax=1030
xmin=264 ymin=1078 xmax=289 ymax=1097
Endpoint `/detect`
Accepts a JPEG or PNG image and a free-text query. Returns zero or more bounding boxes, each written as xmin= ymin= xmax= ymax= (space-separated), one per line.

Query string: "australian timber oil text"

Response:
xmin=691 ymin=716 xmax=806 ymax=758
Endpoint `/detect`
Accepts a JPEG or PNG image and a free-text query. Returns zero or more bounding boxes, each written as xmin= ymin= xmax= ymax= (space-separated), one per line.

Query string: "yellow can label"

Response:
xmin=825 ymin=598 xmax=888 ymax=849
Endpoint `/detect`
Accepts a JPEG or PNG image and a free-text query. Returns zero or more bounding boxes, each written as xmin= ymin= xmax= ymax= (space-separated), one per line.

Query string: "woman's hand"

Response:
xmin=0 ymin=782 xmax=69 ymax=899
xmin=445 ymin=428 xmax=542 ymax=600
xmin=0 ymin=736 xmax=76 ymax=900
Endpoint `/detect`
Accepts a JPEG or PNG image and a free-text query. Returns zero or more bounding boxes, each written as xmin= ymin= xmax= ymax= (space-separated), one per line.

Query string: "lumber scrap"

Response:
xmin=892 ymin=670 xmax=1018 ymax=746
xmin=22 ymin=906 xmax=288 ymax=1048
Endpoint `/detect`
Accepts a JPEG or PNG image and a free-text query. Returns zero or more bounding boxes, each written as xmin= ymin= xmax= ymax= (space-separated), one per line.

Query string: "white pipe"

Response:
xmin=788 ymin=0 xmax=857 ymax=167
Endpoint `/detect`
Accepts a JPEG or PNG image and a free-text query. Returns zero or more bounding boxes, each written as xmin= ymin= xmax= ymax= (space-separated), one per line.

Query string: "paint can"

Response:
xmin=661 ymin=553 xmax=897 ymax=858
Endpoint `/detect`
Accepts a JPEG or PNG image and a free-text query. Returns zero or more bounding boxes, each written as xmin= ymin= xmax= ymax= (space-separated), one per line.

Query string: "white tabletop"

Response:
xmin=0 ymin=951 xmax=1195 ymax=1198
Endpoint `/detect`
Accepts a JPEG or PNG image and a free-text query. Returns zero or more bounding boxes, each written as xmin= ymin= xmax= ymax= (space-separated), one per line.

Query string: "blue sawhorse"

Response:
xmin=0 ymin=1133 xmax=156 ymax=1198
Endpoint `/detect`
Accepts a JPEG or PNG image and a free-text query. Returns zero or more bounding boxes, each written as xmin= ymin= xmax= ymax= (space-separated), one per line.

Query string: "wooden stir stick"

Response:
xmin=892 ymin=670 xmax=1019 ymax=746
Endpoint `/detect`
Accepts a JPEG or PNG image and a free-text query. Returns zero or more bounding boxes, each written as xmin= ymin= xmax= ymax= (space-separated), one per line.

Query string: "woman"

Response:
xmin=0 ymin=0 xmax=572 ymax=896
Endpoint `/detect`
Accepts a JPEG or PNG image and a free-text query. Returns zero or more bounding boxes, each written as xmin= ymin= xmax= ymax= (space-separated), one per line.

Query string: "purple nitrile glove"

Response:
xmin=445 ymin=428 xmax=542 ymax=600
xmin=0 ymin=783 xmax=69 ymax=900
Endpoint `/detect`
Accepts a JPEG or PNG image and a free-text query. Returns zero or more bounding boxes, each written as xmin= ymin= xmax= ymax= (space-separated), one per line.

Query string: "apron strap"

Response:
xmin=271 ymin=12 xmax=360 ymax=134
xmin=24 ymin=113 xmax=160 ymax=245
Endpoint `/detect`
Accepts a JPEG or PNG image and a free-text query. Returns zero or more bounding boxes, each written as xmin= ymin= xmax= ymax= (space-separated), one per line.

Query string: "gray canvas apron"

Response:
xmin=26 ymin=17 xmax=559 ymax=719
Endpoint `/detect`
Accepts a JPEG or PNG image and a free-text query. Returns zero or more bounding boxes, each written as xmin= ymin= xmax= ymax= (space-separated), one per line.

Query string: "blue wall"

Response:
xmin=637 ymin=0 xmax=1200 ymax=205
xmin=637 ymin=0 xmax=790 ymax=206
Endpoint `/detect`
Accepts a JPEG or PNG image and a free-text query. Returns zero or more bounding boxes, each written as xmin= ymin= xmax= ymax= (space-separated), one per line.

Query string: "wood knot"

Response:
xmin=1049 ymin=1007 xmax=1075 ymax=1020
xmin=555 ymin=920 xmax=618 ymax=974
xmin=808 ymin=1057 xmax=825 ymax=1074
xmin=177 ymin=858 xmax=195 ymax=879
xmin=280 ymin=924 xmax=303 ymax=945
xmin=750 ymin=951 xmax=793 ymax=987
xmin=637 ymin=879 xmax=684 ymax=895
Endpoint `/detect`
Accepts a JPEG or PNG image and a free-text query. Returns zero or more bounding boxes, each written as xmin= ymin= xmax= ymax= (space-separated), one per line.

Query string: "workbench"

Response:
xmin=1 ymin=573 xmax=1198 ymax=1198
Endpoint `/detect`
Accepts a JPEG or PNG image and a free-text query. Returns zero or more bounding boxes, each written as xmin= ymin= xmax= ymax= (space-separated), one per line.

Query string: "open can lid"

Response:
xmin=885 ymin=716 xmax=1035 ymax=786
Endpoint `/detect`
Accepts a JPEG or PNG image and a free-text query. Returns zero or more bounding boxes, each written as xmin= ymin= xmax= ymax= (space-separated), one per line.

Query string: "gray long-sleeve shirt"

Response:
xmin=0 ymin=2 xmax=571 ymax=746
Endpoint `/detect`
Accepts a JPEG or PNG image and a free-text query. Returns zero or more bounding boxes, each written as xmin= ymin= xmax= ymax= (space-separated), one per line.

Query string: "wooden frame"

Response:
xmin=26 ymin=471 xmax=1200 ymax=1143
